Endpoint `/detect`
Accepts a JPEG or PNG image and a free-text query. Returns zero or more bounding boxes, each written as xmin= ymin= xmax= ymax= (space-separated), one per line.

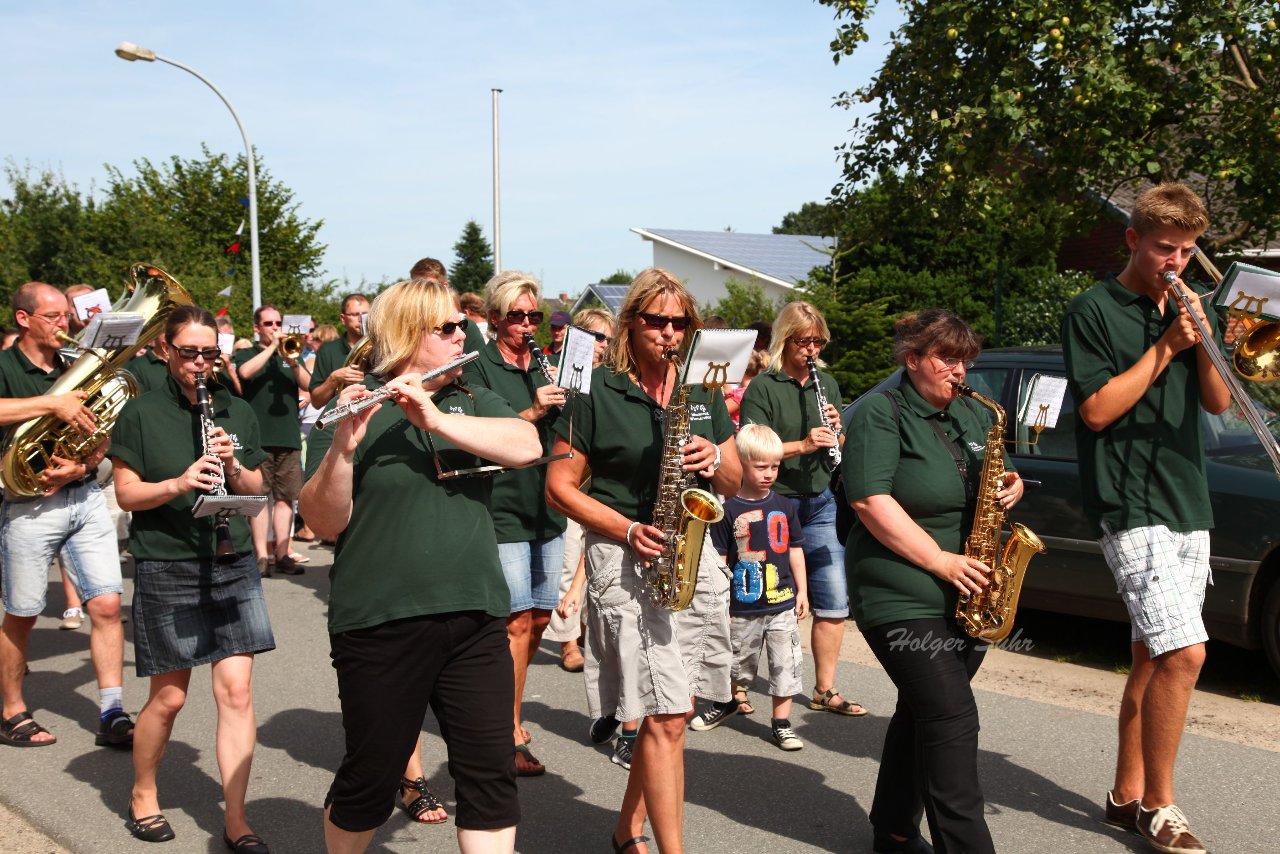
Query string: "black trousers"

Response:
xmin=862 ymin=617 xmax=994 ymax=854
xmin=326 ymin=611 xmax=518 ymax=833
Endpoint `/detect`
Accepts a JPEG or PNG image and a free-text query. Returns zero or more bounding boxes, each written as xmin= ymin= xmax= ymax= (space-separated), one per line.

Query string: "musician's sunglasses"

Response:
xmin=433 ymin=317 xmax=471 ymax=335
xmin=790 ymin=336 xmax=829 ymax=348
xmin=638 ymin=312 xmax=691 ymax=331
xmin=587 ymin=330 xmax=611 ymax=343
xmin=175 ymin=346 xmax=223 ymax=362
xmin=506 ymin=310 xmax=544 ymax=325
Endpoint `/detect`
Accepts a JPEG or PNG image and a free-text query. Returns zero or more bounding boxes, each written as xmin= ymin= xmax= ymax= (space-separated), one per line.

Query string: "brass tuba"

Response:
xmin=0 ymin=264 xmax=193 ymax=497
xmin=954 ymin=384 xmax=1046 ymax=642
xmin=645 ymin=349 xmax=724 ymax=611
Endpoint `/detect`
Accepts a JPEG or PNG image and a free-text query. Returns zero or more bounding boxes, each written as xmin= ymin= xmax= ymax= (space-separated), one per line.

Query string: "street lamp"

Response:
xmin=115 ymin=41 xmax=263 ymax=311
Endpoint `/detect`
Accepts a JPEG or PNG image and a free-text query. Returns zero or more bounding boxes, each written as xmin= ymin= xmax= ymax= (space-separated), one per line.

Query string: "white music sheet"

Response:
xmin=1019 ymin=374 xmax=1068 ymax=429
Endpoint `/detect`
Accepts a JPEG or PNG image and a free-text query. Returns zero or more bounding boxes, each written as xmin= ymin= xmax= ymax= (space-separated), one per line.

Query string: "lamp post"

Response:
xmin=115 ymin=42 xmax=263 ymax=311
xmin=492 ymin=87 xmax=502 ymax=274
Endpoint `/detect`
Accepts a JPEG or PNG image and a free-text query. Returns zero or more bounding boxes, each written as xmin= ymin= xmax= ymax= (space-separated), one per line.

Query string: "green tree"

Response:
xmin=773 ymin=201 xmax=841 ymax=237
xmin=820 ymin=0 xmax=1280 ymax=252
xmin=1 ymin=147 xmax=336 ymax=337
xmin=599 ymin=269 xmax=634 ymax=285
xmin=706 ymin=278 xmax=782 ymax=328
xmin=450 ymin=220 xmax=494 ymax=295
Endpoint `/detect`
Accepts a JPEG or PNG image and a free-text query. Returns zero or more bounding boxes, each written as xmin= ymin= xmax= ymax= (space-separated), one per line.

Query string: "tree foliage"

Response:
xmin=820 ymin=0 xmax=1280 ymax=251
xmin=598 ymin=269 xmax=635 ymax=285
xmin=705 ymin=278 xmax=783 ymax=328
xmin=450 ymin=220 xmax=495 ymax=295
xmin=0 ymin=146 xmax=334 ymax=336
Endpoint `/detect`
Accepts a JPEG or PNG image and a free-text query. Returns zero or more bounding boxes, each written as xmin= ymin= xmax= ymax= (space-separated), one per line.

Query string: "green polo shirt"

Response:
xmin=233 ymin=344 xmax=302 ymax=450
xmin=842 ymin=376 xmax=1007 ymax=629
xmin=123 ymin=350 xmax=170 ymax=395
xmin=305 ymin=379 xmax=519 ymax=633
xmin=463 ymin=320 xmax=486 ymax=355
xmin=554 ymin=368 xmax=735 ymax=525
xmin=308 ymin=336 xmax=355 ymax=393
xmin=1062 ymin=275 xmax=1220 ymax=536
xmin=109 ymin=376 xmax=266 ymax=561
xmin=461 ymin=341 xmax=566 ymax=543
xmin=0 ymin=343 xmax=69 ymax=443
xmin=739 ymin=368 xmax=843 ymax=497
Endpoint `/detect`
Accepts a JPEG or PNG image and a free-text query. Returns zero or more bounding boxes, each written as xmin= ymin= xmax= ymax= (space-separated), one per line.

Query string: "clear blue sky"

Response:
xmin=1 ymin=1 xmax=898 ymax=297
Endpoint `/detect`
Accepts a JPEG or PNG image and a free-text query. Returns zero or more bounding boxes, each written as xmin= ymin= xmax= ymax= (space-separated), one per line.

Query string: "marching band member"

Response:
xmin=109 ymin=305 xmax=273 ymax=849
xmin=739 ymin=302 xmax=866 ymax=718
xmin=309 ymin=294 xmax=371 ymax=409
xmin=546 ymin=268 xmax=740 ymax=854
xmin=301 ymin=278 xmax=540 ymax=854
xmin=0 ymin=283 xmax=131 ymax=750
xmin=461 ymin=271 xmax=568 ymax=777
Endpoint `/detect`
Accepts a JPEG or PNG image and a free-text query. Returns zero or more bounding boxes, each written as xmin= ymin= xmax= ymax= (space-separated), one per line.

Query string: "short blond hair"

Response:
xmin=368 ymin=279 xmax=456 ymax=376
xmin=609 ymin=268 xmax=702 ymax=376
xmin=1130 ymin=182 xmax=1208 ymax=236
xmin=573 ymin=307 xmax=615 ymax=334
xmin=736 ymin=423 xmax=783 ymax=463
xmin=767 ymin=301 xmax=831 ymax=372
xmin=484 ymin=270 xmax=541 ymax=317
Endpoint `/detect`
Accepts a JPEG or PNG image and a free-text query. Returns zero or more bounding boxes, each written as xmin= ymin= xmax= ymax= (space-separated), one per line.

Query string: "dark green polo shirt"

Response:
xmin=842 ymin=375 xmax=1007 ymax=629
xmin=109 ymin=376 xmax=266 ymax=561
xmin=308 ymin=336 xmax=354 ymax=393
xmin=554 ymin=368 xmax=735 ymax=526
xmin=233 ymin=344 xmax=302 ymax=450
xmin=1062 ymin=276 xmax=1219 ymax=536
xmin=123 ymin=350 xmax=170 ymax=395
xmin=0 ymin=344 xmax=69 ymax=443
xmin=305 ymin=379 xmax=519 ymax=633
xmin=463 ymin=321 xmax=486 ymax=355
xmin=461 ymin=341 xmax=566 ymax=543
xmin=739 ymin=368 xmax=843 ymax=497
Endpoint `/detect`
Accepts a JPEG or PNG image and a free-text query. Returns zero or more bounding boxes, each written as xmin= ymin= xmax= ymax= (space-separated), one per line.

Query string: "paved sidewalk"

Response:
xmin=2 ymin=542 xmax=1276 ymax=852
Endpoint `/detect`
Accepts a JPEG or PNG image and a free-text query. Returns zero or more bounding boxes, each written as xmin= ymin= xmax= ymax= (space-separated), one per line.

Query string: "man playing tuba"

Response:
xmin=0 ymin=282 xmax=134 ymax=749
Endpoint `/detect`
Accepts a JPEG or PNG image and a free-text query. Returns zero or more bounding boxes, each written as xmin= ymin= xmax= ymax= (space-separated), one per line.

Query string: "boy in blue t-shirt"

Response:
xmin=691 ymin=424 xmax=809 ymax=750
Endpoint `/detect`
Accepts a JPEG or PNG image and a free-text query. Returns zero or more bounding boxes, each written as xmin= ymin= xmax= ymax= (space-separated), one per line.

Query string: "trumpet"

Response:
xmin=278 ymin=333 xmax=305 ymax=365
xmin=315 ymin=351 xmax=479 ymax=429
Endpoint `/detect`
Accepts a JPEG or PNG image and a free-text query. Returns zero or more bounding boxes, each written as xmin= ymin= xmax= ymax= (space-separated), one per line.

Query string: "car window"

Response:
xmin=1015 ymin=370 xmax=1077 ymax=460
xmin=962 ymin=368 xmax=1010 ymax=406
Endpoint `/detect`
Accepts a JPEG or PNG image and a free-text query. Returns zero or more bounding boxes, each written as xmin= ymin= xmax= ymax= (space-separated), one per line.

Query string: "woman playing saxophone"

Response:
xmin=843 ymin=309 xmax=1023 ymax=854
xmin=545 ymin=269 xmax=740 ymax=854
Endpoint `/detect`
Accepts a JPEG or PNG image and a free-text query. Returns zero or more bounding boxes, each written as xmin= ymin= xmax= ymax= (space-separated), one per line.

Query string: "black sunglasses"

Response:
xmin=588 ymin=330 xmax=610 ymax=343
xmin=259 ymin=320 xmax=282 ymax=327
xmin=433 ymin=317 xmax=471 ymax=335
xmin=638 ymin=312 xmax=691 ymax=332
xmin=505 ymin=310 xmax=544 ymax=325
xmin=175 ymin=346 xmax=222 ymax=361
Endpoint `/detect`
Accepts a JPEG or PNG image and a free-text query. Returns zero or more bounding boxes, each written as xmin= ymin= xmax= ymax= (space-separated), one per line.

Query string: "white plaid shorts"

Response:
xmin=1099 ymin=524 xmax=1211 ymax=658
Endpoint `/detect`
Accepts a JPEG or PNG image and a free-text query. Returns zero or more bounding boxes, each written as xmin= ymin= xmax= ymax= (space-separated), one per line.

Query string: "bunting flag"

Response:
xmin=224 ymin=219 xmax=246 ymax=276
xmin=217 ymin=284 xmax=233 ymax=298
xmin=216 ymin=306 xmax=229 ymax=317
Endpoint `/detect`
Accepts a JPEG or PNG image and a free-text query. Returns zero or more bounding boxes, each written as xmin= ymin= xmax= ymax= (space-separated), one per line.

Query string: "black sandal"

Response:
xmin=0 ymin=711 xmax=57 ymax=747
xmin=127 ymin=808 xmax=176 ymax=842
xmin=398 ymin=776 xmax=447 ymax=824
xmin=224 ymin=831 xmax=270 ymax=852
xmin=96 ymin=708 xmax=135 ymax=747
xmin=611 ymin=834 xmax=648 ymax=852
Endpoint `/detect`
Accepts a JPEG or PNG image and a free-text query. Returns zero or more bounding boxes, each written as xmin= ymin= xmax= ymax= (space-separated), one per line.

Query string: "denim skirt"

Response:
xmin=133 ymin=551 xmax=276 ymax=677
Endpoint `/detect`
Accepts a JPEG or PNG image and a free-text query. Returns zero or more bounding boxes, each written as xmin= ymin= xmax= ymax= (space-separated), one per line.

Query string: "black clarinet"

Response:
xmin=524 ymin=333 xmax=556 ymax=384
xmin=194 ymin=373 xmax=238 ymax=564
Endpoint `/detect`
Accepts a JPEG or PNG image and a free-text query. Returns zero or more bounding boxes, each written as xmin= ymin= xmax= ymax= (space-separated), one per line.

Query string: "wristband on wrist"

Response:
xmin=710 ymin=443 xmax=722 ymax=472
xmin=226 ymin=461 xmax=242 ymax=478
xmin=625 ymin=521 xmax=640 ymax=548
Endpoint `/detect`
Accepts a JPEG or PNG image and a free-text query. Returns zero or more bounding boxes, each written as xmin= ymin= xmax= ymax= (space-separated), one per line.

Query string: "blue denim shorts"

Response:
xmin=498 ymin=534 xmax=565 ymax=613
xmin=132 ymin=551 xmax=276 ymax=677
xmin=1 ymin=482 xmax=122 ymax=616
xmin=795 ymin=489 xmax=849 ymax=618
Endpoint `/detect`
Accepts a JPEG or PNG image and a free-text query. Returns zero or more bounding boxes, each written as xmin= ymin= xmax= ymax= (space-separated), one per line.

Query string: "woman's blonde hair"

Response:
xmin=735 ymin=422 xmax=784 ymax=463
xmin=313 ymin=323 xmax=340 ymax=345
xmin=368 ymin=279 xmax=456 ymax=376
xmin=483 ymin=270 xmax=541 ymax=318
xmin=767 ymin=301 xmax=831 ymax=372
xmin=573 ymin=306 xmax=616 ymax=334
xmin=609 ymin=268 xmax=702 ymax=376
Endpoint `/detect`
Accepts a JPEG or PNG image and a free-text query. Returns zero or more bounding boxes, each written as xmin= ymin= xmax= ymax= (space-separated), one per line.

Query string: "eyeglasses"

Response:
xmin=587 ymin=330 xmax=611 ymax=344
xmin=259 ymin=320 xmax=282 ymax=327
xmin=341 ymin=311 xmax=368 ymax=318
xmin=433 ymin=317 xmax=471 ymax=335
xmin=28 ymin=311 xmax=72 ymax=323
xmin=790 ymin=336 xmax=829 ymax=348
xmin=505 ymin=310 xmax=544 ymax=325
xmin=931 ymin=354 xmax=975 ymax=370
xmin=174 ymin=346 xmax=223 ymax=362
xmin=637 ymin=313 xmax=691 ymax=331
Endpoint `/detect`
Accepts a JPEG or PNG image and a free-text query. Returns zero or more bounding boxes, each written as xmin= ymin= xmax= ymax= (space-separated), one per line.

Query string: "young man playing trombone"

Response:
xmin=1062 ymin=183 xmax=1229 ymax=854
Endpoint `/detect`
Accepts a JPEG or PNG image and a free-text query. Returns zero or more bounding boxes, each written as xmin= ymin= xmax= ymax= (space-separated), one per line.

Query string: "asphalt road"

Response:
xmin=2 ymin=542 xmax=1276 ymax=853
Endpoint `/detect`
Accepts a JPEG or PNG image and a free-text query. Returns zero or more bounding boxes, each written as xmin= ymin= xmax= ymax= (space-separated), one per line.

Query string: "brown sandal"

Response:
xmin=514 ymin=742 xmax=546 ymax=777
xmin=809 ymin=688 xmax=868 ymax=717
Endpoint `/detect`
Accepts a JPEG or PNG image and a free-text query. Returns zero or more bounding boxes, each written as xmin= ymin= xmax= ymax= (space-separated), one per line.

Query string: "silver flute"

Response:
xmin=315 ymin=351 xmax=479 ymax=429
xmin=1163 ymin=271 xmax=1280 ymax=478
xmin=807 ymin=356 xmax=842 ymax=471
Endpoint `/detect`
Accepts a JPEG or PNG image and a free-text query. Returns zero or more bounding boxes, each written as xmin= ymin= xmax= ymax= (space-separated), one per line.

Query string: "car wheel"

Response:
xmin=1264 ymin=580 xmax=1280 ymax=682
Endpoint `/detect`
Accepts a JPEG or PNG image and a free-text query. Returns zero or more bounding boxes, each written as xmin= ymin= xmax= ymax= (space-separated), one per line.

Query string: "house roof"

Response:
xmin=571 ymin=284 xmax=630 ymax=316
xmin=630 ymin=228 xmax=835 ymax=289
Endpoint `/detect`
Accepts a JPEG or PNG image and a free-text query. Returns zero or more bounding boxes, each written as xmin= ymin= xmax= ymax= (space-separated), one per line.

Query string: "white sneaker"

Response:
xmin=60 ymin=608 xmax=84 ymax=630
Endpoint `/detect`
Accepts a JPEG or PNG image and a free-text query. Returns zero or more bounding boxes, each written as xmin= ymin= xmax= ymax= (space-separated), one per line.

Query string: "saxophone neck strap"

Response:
xmin=924 ymin=411 xmax=973 ymax=501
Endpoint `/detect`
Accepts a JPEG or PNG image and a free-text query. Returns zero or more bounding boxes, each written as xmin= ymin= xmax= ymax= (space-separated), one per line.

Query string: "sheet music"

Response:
xmin=71 ymin=288 xmax=111 ymax=322
xmin=1212 ymin=262 xmax=1280 ymax=322
xmin=80 ymin=313 xmax=146 ymax=350
xmin=281 ymin=314 xmax=312 ymax=336
xmin=1019 ymin=374 xmax=1068 ymax=429
xmin=559 ymin=326 xmax=596 ymax=394
xmin=193 ymin=495 xmax=268 ymax=519
xmin=680 ymin=329 xmax=757 ymax=388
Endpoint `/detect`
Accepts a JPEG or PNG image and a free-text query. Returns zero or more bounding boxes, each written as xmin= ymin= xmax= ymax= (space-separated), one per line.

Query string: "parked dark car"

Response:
xmin=843 ymin=347 xmax=1280 ymax=680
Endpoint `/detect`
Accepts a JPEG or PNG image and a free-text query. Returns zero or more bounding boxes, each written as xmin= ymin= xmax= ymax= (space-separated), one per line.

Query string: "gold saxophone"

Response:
xmin=955 ymin=384 xmax=1046 ymax=642
xmin=646 ymin=350 xmax=724 ymax=611
xmin=1 ymin=264 xmax=193 ymax=498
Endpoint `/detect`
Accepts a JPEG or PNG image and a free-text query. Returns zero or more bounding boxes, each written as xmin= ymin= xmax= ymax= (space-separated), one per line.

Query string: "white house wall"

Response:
xmin=650 ymin=243 xmax=793 ymax=311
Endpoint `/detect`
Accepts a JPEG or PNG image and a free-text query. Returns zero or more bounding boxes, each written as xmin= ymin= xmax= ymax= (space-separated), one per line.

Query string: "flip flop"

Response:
xmin=514 ymin=742 xmax=545 ymax=777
